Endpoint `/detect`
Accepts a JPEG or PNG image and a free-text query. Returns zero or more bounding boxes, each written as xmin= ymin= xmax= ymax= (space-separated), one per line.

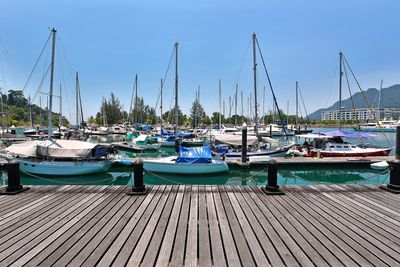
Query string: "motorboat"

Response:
xmin=294 ymin=130 xmax=392 ymax=157
xmin=143 ymin=146 xmax=229 ymax=174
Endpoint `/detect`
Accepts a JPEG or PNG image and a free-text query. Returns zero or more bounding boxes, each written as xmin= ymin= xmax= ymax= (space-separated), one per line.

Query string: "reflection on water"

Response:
xmin=4 ymin=164 xmax=388 ymax=187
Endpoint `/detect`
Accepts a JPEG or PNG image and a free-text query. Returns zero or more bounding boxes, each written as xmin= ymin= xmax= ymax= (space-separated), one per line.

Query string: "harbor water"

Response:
xmin=1 ymin=128 xmax=394 ymax=186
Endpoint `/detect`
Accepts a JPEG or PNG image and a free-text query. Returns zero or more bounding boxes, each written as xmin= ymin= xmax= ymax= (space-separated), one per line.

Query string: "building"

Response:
xmin=321 ymin=108 xmax=400 ymax=121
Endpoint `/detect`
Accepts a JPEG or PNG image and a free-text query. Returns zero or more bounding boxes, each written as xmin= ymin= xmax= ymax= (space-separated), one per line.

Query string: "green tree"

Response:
xmin=190 ymin=99 xmax=205 ymax=128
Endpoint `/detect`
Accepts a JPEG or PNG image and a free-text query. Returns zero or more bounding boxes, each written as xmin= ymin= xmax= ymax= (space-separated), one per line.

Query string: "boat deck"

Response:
xmin=0 ymin=184 xmax=399 ymax=266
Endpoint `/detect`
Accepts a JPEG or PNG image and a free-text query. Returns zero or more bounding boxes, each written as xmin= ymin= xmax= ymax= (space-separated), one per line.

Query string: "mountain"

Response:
xmin=309 ymin=84 xmax=400 ymax=119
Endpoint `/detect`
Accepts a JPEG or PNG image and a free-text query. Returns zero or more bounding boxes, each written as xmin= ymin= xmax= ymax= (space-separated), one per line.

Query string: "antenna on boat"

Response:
xmin=48 ymin=28 xmax=56 ymax=140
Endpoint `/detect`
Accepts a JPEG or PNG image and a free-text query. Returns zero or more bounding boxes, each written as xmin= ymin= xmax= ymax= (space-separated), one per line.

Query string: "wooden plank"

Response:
xmin=155 ymin=185 xmax=185 ymax=267
xmin=211 ymin=186 xmax=241 ymax=267
xmin=303 ymin=185 xmax=400 ymax=244
xmin=218 ymin=185 xmax=255 ymax=266
xmin=302 ymin=185 xmax=400 ymax=265
xmin=0 ymin=186 xmax=97 ymax=255
xmin=0 ymin=186 xmax=86 ymax=240
xmin=66 ymin=187 xmax=155 ymax=267
xmin=205 ymin=186 xmax=226 ymax=267
xmin=1 ymin=186 xmax=111 ymax=266
xmin=285 ymin=185 xmax=388 ymax=267
xmin=27 ymin=186 xmax=128 ymax=266
xmin=184 ymin=185 xmax=199 ymax=267
xmin=129 ymin=185 xmax=178 ymax=266
xmin=112 ymin=186 xmax=172 ymax=266
xmin=224 ymin=186 xmax=269 ymax=266
xmin=95 ymin=186 xmax=167 ymax=267
xmin=198 ymin=185 xmax=212 ymax=267
xmin=169 ymin=186 xmax=191 ymax=266
xmin=271 ymin=187 xmax=354 ymax=267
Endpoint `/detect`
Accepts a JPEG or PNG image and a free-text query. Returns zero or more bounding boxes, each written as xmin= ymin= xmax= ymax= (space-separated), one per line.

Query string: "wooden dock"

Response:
xmin=0 ymin=184 xmax=399 ymax=266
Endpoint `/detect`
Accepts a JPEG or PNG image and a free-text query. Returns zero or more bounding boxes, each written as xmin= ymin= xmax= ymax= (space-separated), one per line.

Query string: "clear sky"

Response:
xmin=0 ymin=0 xmax=399 ymax=122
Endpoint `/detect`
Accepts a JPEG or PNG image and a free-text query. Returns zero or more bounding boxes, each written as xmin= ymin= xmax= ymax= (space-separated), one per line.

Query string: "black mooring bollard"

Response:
xmin=0 ymin=161 xmax=30 ymax=195
xmin=262 ymin=160 xmax=284 ymax=195
xmin=241 ymin=123 xmax=247 ymax=164
xmin=127 ymin=160 xmax=149 ymax=195
xmin=381 ymin=125 xmax=400 ymax=193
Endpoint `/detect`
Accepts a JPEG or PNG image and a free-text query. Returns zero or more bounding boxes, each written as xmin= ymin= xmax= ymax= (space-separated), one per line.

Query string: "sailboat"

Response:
xmin=2 ymin=28 xmax=113 ymax=176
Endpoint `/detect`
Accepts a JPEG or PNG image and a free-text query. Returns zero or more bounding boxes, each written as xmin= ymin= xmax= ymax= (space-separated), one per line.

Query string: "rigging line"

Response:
xmin=231 ymin=38 xmax=252 ymax=96
xmin=297 ymin=85 xmax=309 ymax=124
xmin=20 ymin=33 xmax=52 ymax=95
xmin=32 ymin=64 xmax=51 ymax=103
xmin=255 ymin=36 xmax=288 ymax=138
xmin=342 ymin=62 xmax=358 ymax=125
xmin=342 ymin=54 xmax=390 ymax=145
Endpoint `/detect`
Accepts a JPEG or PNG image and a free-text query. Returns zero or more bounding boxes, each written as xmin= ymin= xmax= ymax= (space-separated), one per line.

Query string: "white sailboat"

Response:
xmin=2 ymin=28 xmax=113 ymax=176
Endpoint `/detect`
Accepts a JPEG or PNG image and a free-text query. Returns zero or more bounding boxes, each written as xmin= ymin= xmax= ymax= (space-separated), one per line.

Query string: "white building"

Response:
xmin=321 ymin=108 xmax=400 ymax=121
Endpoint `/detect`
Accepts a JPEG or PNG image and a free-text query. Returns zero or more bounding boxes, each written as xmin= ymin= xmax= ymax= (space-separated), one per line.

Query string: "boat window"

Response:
xmin=329 ymin=146 xmax=334 ymax=148
xmin=351 ymin=146 xmax=356 ymax=148
xmin=336 ymin=146 xmax=342 ymax=148
xmin=343 ymin=146 xmax=349 ymax=148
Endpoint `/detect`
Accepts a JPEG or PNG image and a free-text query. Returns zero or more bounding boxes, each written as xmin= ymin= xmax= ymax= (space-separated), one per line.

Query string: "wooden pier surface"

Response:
xmin=0 ymin=184 xmax=399 ymax=266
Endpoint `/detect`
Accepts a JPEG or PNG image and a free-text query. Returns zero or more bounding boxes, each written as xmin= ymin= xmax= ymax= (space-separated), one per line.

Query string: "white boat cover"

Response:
xmin=5 ymin=139 xmax=102 ymax=159
xmin=214 ymin=134 xmax=258 ymax=147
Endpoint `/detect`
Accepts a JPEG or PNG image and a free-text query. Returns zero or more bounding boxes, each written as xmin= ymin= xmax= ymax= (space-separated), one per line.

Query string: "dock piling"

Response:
xmin=0 ymin=161 xmax=30 ymax=195
xmin=241 ymin=123 xmax=247 ymax=164
xmin=381 ymin=125 xmax=400 ymax=193
xmin=262 ymin=160 xmax=284 ymax=195
xmin=127 ymin=159 xmax=149 ymax=195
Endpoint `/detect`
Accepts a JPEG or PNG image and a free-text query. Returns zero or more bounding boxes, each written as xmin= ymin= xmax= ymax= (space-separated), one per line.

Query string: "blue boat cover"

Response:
xmin=322 ymin=130 xmax=374 ymax=139
xmin=176 ymin=146 xmax=212 ymax=164
xmin=142 ymin=125 xmax=151 ymax=131
xmin=177 ymin=133 xmax=194 ymax=138
xmin=161 ymin=130 xmax=173 ymax=136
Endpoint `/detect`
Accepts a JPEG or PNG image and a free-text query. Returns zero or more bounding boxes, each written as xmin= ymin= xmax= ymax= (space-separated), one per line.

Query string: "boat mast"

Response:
xmin=29 ymin=96 xmax=34 ymax=129
xmin=377 ymin=79 xmax=383 ymax=121
xmin=59 ymin=83 xmax=62 ymax=127
xmin=296 ymin=81 xmax=299 ymax=127
xmin=134 ymin=74 xmax=138 ymax=124
xmin=339 ymin=52 xmax=343 ymax=130
xmin=241 ymin=90 xmax=243 ymax=125
xmin=262 ymin=86 xmax=265 ymax=126
xmin=235 ymin=83 xmax=238 ymax=126
xmin=174 ymin=42 xmax=179 ymax=136
xmin=252 ymin=33 xmax=259 ymax=136
xmin=218 ymin=79 xmax=221 ymax=130
xmin=160 ymin=78 xmax=163 ymax=133
xmin=75 ymin=72 xmax=79 ymax=126
xmin=48 ymin=28 xmax=56 ymax=140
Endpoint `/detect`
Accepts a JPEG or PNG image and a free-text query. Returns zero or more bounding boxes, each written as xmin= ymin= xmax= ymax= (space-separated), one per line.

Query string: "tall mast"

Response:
xmin=241 ymin=90 xmax=243 ymax=124
xmin=75 ymin=72 xmax=79 ymax=126
xmin=174 ymin=42 xmax=179 ymax=136
xmin=377 ymin=79 xmax=383 ymax=120
xmin=262 ymin=86 xmax=265 ymax=125
xmin=339 ymin=52 xmax=343 ymax=130
xmin=228 ymin=96 xmax=231 ymax=119
xmin=48 ymin=28 xmax=56 ymax=139
xmin=134 ymin=74 xmax=138 ymax=124
xmin=223 ymin=100 xmax=225 ymax=119
xmin=29 ymin=96 xmax=34 ymax=128
xmin=235 ymin=83 xmax=238 ymax=126
xmin=218 ymin=79 xmax=222 ymax=129
xmin=79 ymin=83 xmax=84 ymax=126
xmin=252 ymin=33 xmax=259 ymax=136
xmin=296 ymin=81 xmax=299 ymax=126
xmin=59 ymin=83 xmax=62 ymax=127
xmin=160 ymin=78 xmax=163 ymax=132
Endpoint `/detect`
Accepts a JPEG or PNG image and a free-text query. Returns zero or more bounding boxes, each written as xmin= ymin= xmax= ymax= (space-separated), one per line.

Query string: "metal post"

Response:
xmin=241 ymin=123 xmax=247 ymax=164
xmin=262 ymin=160 xmax=284 ymax=195
xmin=0 ymin=161 xmax=30 ymax=195
xmin=127 ymin=160 xmax=149 ymax=195
xmin=381 ymin=125 xmax=400 ymax=193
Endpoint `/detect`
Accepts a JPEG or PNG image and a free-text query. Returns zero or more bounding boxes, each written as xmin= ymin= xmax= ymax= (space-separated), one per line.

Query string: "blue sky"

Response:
xmin=0 ymin=0 xmax=399 ymax=122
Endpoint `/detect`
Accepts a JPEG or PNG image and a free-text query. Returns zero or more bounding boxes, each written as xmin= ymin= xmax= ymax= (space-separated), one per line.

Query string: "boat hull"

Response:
xmin=143 ymin=157 xmax=229 ymax=174
xmin=18 ymin=159 xmax=112 ymax=176
xmin=309 ymin=148 xmax=392 ymax=157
